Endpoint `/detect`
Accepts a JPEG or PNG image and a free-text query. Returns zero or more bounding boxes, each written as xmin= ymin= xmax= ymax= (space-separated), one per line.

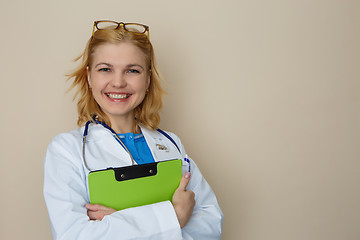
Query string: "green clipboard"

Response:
xmin=88 ymin=159 xmax=182 ymax=211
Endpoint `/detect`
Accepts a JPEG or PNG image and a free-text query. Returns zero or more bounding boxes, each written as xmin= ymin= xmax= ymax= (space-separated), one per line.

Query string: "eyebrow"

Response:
xmin=127 ymin=64 xmax=145 ymax=70
xmin=94 ymin=63 xmax=145 ymax=70
xmin=95 ymin=62 xmax=113 ymax=68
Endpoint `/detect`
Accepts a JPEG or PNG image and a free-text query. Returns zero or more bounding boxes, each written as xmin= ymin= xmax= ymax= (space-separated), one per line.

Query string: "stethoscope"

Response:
xmin=82 ymin=117 xmax=136 ymax=171
xmin=82 ymin=116 xmax=190 ymax=172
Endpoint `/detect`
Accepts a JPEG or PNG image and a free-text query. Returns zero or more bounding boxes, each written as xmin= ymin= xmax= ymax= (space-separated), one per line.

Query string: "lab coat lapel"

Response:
xmin=84 ymin=124 xmax=133 ymax=170
xmin=140 ymin=126 xmax=182 ymax=162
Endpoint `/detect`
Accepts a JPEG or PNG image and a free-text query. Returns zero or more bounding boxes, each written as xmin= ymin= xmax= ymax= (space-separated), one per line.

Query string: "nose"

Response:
xmin=111 ymin=72 xmax=127 ymax=88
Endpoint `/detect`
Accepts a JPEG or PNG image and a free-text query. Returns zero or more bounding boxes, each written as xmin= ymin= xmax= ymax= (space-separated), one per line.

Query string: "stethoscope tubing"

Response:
xmin=82 ymin=117 xmax=190 ymax=172
xmin=82 ymin=120 xmax=136 ymax=171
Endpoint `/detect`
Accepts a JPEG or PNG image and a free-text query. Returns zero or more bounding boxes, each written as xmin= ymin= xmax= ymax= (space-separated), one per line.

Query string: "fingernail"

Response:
xmin=185 ymin=172 xmax=191 ymax=179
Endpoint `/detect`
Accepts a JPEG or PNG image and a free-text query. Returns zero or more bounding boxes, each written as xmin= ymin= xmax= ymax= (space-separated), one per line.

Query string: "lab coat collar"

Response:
xmin=83 ymin=123 xmax=182 ymax=163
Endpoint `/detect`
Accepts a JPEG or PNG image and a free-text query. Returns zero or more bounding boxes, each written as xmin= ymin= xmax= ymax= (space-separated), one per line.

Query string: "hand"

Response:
xmin=86 ymin=203 xmax=116 ymax=221
xmin=172 ymin=172 xmax=195 ymax=228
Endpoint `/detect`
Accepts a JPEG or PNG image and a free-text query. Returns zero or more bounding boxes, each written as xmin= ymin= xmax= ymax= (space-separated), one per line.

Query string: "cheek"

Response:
xmin=89 ymin=74 xmax=106 ymax=92
xmin=130 ymin=76 xmax=149 ymax=91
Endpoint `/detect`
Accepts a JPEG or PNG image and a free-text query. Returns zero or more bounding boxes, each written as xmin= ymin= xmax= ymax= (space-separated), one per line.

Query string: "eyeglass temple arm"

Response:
xmin=92 ymin=22 xmax=96 ymax=36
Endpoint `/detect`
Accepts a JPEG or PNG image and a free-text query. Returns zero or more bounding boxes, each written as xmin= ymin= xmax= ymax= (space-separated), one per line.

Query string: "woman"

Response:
xmin=43 ymin=20 xmax=223 ymax=239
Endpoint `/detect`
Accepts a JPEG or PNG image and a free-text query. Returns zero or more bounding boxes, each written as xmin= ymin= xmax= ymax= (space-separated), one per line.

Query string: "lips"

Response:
xmin=105 ymin=93 xmax=131 ymax=101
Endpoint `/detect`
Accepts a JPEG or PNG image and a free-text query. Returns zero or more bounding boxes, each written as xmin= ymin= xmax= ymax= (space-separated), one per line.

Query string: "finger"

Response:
xmin=178 ymin=172 xmax=191 ymax=191
xmin=88 ymin=207 xmax=103 ymax=218
xmin=87 ymin=210 xmax=96 ymax=220
xmin=86 ymin=203 xmax=105 ymax=211
xmin=85 ymin=203 xmax=96 ymax=210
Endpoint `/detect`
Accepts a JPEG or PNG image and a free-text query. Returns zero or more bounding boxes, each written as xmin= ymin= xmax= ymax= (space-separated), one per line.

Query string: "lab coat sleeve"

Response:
xmin=167 ymin=132 xmax=224 ymax=240
xmin=43 ymin=133 xmax=182 ymax=240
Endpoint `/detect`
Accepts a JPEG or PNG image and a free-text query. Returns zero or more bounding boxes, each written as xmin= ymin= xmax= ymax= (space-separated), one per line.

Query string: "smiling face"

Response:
xmin=87 ymin=42 xmax=150 ymax=131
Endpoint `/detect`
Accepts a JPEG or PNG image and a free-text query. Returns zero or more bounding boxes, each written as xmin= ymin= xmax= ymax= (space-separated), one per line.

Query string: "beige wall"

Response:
xmin=1 ymin=0 xmax=359 ymax=239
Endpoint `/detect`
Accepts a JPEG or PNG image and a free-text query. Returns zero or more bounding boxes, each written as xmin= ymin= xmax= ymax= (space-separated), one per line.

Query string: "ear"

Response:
xmin=86 ymin=66 xmax=92 ymax=88
xmin=146 ymin=70 xmax=151 ymax=89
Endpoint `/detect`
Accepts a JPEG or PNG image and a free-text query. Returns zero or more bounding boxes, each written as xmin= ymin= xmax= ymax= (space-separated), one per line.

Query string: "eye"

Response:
xmin=98 ymin=67 xmax=111 ymax=72
xmin=127 ymin=69 xmax=140 ymax=74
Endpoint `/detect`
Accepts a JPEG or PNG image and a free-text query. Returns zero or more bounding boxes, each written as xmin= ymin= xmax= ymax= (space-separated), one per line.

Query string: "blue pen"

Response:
xmin=184 ymin=154 xmax=191 ymax=172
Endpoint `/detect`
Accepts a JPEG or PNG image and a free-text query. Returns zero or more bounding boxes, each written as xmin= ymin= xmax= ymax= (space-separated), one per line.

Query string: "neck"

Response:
xmin=108 ymin=115 xmax=137 ymax=134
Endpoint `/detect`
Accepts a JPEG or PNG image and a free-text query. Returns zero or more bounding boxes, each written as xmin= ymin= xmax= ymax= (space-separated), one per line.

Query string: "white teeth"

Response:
xmin=107 ymin=93 xmax=129 ymax=99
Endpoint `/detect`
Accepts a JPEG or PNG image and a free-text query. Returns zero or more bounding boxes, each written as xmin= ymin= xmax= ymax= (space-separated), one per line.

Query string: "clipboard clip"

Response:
xmin=112 ymin=162 xmax=158 ymax=181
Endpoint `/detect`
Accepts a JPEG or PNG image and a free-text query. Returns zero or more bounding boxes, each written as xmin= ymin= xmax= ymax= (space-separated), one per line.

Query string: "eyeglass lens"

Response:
xmin=96 ymin=22 xmax=147 ymax=34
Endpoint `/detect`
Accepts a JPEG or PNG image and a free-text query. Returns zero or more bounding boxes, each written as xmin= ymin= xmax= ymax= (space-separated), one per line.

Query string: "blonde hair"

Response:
xmin=67 ymin=26 xmax=165 ymax=132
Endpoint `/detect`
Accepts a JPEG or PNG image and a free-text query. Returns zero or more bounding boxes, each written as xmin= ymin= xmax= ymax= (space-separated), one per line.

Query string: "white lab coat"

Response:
xmin=43 ymin=123 xmax=223 ymax=240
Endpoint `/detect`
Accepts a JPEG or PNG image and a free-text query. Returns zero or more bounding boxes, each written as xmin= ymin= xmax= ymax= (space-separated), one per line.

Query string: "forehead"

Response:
xmin=91 ymin=42 xmax=147 ymax=67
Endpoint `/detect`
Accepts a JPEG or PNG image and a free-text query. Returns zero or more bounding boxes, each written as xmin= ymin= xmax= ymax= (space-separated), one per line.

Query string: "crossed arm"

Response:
xmin=86 ymin=172 xmax=195 ymax=228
